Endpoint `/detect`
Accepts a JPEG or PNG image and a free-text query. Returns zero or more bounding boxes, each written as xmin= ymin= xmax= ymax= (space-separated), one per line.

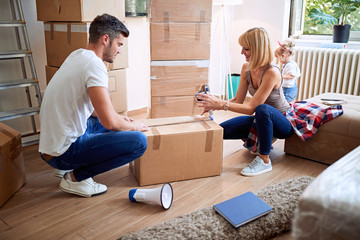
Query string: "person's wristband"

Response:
xmin=224 ymin=100 xmax=230 ymax=111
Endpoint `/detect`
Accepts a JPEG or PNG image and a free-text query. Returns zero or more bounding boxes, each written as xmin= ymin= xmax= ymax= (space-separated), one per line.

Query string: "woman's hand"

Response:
xmin=196 ymin=93 xmax=225 ymax=115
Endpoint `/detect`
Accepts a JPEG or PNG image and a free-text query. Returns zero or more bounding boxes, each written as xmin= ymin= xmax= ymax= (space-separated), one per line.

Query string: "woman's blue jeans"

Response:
xmin=220 ymin=104 xmax=293 ymax=155
xmin=41 ymin=117 xmax=147 ymax=181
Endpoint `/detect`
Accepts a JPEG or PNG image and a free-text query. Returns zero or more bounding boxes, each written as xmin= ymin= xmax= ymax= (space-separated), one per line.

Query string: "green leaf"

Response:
xmin=308 ymin=8 xmax=338 ymax=25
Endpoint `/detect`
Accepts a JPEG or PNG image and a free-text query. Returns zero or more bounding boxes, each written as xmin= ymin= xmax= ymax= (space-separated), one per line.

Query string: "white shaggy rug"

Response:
xmin=119 ymin=176 xmax=314 ymax=240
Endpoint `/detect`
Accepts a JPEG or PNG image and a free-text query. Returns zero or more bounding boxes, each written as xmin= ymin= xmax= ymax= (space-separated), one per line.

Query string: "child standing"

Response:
xmin=275 ymin=40 xmax=301 ymax=102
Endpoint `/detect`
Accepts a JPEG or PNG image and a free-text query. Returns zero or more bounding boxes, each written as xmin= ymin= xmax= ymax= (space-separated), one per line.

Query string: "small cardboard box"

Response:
xmin=150 ymin=0 xmax=212 ymax=22
xmin=36 ymin=0 xmax=125 ymax=22
xmin=150 ymin=22 xmax=211 ymax=60
xmin=151 ymin=96 xmax=203 ymax=118
xmin=134 ymin=116 xmax=223 ymax=186
xmin=0 ymin=122 xmax=26 ymax=207
xmin=151 ymin=60 xmax=209 ymax=96
xmin=44 ymin=22 xmax=128 ymax=69
xmin=108 ymin=69 xmax=127 ymax=113
xmin=45 ymin=65 xmax=59 ymax=85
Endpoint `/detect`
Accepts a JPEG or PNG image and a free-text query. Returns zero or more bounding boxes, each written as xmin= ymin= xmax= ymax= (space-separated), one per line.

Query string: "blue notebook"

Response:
xmin=213 ymin=191 xmax=273 ymax=228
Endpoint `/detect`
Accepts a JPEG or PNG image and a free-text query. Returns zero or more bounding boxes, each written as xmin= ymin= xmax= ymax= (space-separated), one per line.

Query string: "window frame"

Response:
xmin=289 ymin=0 xmax=360 ymax=42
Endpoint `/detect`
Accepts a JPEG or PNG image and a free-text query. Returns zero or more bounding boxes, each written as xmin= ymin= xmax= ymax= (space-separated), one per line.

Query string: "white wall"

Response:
xmin=209 ymin=0 xmax=291 ymax=96
xmin=3 ymin=0 xmax=291 ymax=114
xmin=124 ymin=17 xmax=150 ymax=111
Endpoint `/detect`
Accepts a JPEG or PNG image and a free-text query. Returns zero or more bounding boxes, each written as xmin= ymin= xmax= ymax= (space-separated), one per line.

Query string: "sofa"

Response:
xmin=292 ymin=146 xmax=360 ymax=240
xmin=284 ymin=92 xmax=360 ymax=165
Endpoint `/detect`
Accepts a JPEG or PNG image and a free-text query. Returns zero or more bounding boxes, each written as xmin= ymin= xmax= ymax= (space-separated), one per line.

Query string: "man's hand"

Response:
xmin=132 ymin=121 xmax=149 ymax=132
xmin=122 ymin=115 xmax=134 ymax=122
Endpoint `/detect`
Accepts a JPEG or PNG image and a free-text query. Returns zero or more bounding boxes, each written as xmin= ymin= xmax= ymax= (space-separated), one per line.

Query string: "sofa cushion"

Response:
xmin=284 ymin=93 xmax=360 ymax=164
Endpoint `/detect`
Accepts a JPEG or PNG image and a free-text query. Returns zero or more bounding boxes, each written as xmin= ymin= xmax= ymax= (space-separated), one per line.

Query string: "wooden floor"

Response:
xmin=0 ymin=110 xmax=329 ymax=240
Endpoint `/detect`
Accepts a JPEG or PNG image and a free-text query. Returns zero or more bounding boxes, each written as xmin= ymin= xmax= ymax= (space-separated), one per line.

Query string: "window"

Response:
xmin=289 ymin=0 xmax=360 ymax=41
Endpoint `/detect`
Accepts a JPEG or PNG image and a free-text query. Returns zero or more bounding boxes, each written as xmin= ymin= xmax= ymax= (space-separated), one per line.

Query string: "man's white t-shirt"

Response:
xmin=39 ymin=49 xmax=108 ymax=156
xmin=282 ymin=61 xmax=301 ymax=88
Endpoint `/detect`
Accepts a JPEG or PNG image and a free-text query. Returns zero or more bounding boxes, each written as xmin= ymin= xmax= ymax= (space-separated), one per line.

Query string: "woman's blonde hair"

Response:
xmin=275 ymin=40 xmax=295 ymax=58
xmin=238 ymin=27 xmax=273 ymax=71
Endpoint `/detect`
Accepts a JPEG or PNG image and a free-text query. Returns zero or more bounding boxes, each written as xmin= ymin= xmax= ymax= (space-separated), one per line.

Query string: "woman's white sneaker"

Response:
xmin=241 ymin=156 xmax=272 ymax=176
xmin=59 ymin=173 xmax=107 ymax=197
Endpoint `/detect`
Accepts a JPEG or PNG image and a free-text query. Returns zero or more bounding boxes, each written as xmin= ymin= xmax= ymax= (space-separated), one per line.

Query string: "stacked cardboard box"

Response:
xmin=36 ymin=0 xmax=128 ymax=113
xmin=0 ymin=123 xmax=26 ymax=207
xmin=149 ymin=0 xmax=213 ymax=118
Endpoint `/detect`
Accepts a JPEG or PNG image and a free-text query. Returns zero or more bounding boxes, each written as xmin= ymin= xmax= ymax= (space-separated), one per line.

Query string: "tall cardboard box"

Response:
xmin=0 ymin=123 xmax=26 ymax=207
xmin=150 ymin=0 xmax=212 ymax=22
xmin=36 ymin=0 xmax=125 ymax=22
xmin=151 ymin=60 xmax=209 ymax=96
xmin=44 ymin=22 xmax=129 ymax=69
xmin=134 ymin=116 xmax=223 ymax=186
xmin=150 ymin=22 xmax=211 ymax=60
xmin=108 ymin=69 xmax=127 ymax=114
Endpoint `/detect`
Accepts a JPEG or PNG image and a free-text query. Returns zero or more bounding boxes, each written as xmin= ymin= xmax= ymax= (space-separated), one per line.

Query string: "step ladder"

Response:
xmin=0 ymin=0 xmax=42 ymax=146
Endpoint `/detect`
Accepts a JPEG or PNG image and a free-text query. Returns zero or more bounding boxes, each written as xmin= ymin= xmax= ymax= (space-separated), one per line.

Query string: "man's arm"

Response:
xmin=88 ymin=86 xmax=149 ymax=132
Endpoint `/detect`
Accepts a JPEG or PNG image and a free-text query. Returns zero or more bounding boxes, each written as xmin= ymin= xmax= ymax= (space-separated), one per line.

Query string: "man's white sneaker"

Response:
xmin=54 ymin=169 xmax=73 ymax=178
xmin=59 ymin=173 xmax=107 ymax=197
xmin=241 ymin=156 xmax=272 ymax=176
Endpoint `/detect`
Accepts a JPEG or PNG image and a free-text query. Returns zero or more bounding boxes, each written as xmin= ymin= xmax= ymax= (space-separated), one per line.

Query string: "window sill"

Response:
xmin=291 ymin=36 xmax=360 ymax=50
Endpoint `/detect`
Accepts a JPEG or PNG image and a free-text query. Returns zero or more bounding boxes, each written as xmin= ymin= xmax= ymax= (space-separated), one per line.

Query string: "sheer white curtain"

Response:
xmin=210 ymin=0 xmax=243 ymax=99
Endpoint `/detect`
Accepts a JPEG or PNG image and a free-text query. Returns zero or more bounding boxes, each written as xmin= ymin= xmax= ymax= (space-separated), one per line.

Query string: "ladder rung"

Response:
xmin=0 ymin=78 xmax=38 ymax=90
xmin=0 ymin=50 xmax=32 ymax=59
xmin=0 ymin=20 xmax=25 ymax=27
xmin=0 ymin=107 xmax=40 ymax=121
xmin=21 ymin=133 xmax=40 ymax=147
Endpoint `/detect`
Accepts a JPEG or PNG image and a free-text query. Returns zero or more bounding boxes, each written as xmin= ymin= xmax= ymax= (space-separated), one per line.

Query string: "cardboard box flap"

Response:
xmin=141 ymin=115 xmax=207 ymax=127
xmin=142 ymin=116 xmax=221 ymax=152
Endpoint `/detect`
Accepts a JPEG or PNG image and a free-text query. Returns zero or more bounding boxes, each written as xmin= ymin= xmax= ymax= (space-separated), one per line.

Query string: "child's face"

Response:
xmin=277 ymin=54 xmax=288 ymax=64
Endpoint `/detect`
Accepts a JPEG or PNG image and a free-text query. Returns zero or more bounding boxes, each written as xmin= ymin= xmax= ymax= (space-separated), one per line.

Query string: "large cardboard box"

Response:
xmin=108 ymin=69 xmax=127 ymax=113
xmin=151 ymin=60 xmax=209 ymax=96
xmin=0 ymin=123 xmax=26 ymax=207
xmin=151 ymin=96 xmax=203 ymax=118
xmin=134 ymin=116 xmax=223 ymax=186
xmin=44 ymin=22 xmax=128 ymax=69
xmin=150 ymin=22 xmax=211 ymax=60
xmin=150 ymin=0 xmax=212 ymax=22
xmin=36 ymin=0 xmax=125 ymax=22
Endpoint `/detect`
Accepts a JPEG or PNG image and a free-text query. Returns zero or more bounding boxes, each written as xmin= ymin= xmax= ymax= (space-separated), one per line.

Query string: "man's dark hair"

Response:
xmin=89 ymin=14 xmax=129 ymax=44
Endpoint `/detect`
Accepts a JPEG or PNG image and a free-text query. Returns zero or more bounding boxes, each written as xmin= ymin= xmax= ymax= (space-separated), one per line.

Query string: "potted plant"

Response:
xmin=308 ymin=0 xmax=360 ymax=43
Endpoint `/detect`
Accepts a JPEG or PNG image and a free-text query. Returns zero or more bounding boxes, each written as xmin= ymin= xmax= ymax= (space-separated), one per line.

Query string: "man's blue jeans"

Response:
xmin=41 ymin=117 xmax=147 ymax=181
xmin=220 ymin=104 xmax=293 ymax=155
